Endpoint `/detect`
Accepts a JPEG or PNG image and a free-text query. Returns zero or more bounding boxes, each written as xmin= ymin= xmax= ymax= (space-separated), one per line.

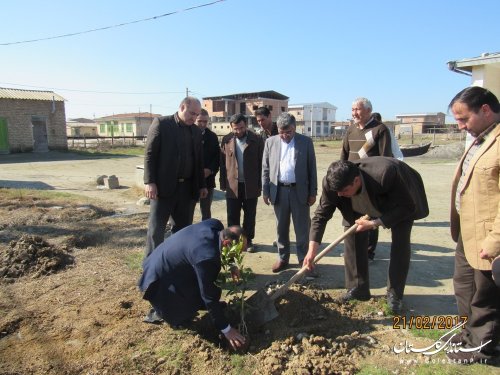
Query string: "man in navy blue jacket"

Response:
xmin=138 ymin=219 xmax=246 ymax=350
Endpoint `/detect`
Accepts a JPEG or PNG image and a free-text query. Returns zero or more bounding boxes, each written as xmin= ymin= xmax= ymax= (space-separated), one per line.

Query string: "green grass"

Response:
xmin=125 ymin=252 xmax=144 ymax=272
xmin=358 ymin=365 xmax=392 ymax=375
xmin=229 ymin=354 xmax=256 ymax=375
xmin=410 ymin=327 xmax=449 ymax=341
xmin=68 ymin=146 xmax=145 ymax=157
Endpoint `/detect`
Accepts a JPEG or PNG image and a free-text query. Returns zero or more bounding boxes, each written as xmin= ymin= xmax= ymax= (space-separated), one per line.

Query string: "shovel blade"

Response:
xmin=245 ymin=289 xmax=279 ymax=326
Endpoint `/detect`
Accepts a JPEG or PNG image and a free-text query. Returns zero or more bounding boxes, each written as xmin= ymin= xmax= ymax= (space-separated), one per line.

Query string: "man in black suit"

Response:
xmin=138 ymin=219 xmax=247 ymax=350
xmin=303 ymin=157 xmax=428 ymax=313
xmin=255 ymin=106 xmax=278 ymax=140
xmin=194 ymin=108 xmax=220 ymax=220
xmin=143 ymin=97 xmax=207 ymax=256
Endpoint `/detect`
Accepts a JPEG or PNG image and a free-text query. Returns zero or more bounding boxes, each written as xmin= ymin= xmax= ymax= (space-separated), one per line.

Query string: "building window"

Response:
xmin=126 ymin=123 xmax=133 ymax=132
xmin=100 ymin=124 xmax=106 ymax=133
xmin=213 ymin=100 xmax=225 ymax=112
xmin=268 ymin=105 xmax=273 ymax=111
xmin=252 ymin=105 xmax=258 ymax=110
xmin=281 ymin=107 xmax=285 ymax=112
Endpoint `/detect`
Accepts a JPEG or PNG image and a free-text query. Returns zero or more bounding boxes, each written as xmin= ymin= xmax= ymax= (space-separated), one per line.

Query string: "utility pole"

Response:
xmin=186 ymin=87 xmax=189 ymax=97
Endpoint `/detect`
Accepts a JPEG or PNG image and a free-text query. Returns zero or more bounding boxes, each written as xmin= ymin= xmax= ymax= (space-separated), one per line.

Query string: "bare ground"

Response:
xmin=0 ymin=145 xmax=499 ymax=374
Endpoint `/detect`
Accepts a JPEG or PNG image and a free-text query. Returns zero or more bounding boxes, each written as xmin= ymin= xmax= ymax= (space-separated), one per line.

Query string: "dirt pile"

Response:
xmin=0 ymin=234 xmax=74 ymax=281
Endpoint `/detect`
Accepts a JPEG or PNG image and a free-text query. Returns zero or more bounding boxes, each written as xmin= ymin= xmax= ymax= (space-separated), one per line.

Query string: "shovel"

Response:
xmin=245 ymin=215 xmax=369 ymax=326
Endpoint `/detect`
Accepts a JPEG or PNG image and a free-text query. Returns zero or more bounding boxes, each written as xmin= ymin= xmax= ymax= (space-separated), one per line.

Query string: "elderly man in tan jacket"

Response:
xmin=448 ymin=86 xmax=500 ymax=364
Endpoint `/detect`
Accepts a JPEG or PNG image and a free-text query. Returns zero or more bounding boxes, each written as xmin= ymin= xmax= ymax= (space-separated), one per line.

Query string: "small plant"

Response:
xmin=218 ymin=236 xmax=252 ymax=337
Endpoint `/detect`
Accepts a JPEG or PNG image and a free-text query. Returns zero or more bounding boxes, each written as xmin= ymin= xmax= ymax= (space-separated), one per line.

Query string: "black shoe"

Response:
xmin=387 ymin=292 xmax=403 ymax=314
xmin=143 ymin=308 xmax=163 ymax=324
xmin=339 ymin=288 xmax=371 ymax=303
xmin=246 ymin=240 xmax=256 ymax=253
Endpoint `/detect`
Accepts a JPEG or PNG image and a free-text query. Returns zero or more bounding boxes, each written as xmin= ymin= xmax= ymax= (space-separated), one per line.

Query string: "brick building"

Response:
xmin=395 ymin=112 xmax=446 ymax=134
xmin=202 ymin=90 xmax=289 ymax=136
xmin=0 ymin=87 xmax=67 ymax=153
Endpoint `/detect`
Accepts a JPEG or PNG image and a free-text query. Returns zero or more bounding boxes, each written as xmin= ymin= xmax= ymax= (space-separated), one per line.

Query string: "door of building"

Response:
xmin=32 ymin=116 xmax=49 ymax=152
xmin=0 ymin=117 xmax=9 ymax=153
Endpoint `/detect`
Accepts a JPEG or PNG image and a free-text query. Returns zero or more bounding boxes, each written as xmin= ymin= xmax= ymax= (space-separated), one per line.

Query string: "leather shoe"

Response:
xmin=142 ymin=308 xmax=163 ymax=324
xmin=339 ymin=287 xmax=371 ymax=303
xmin=387 ymin=292 xmax=403 ymax=314
xmin=272 ymin=260 xmax=289 ymax=273
xmin=246 ymin=240 xmax=256 ymax=253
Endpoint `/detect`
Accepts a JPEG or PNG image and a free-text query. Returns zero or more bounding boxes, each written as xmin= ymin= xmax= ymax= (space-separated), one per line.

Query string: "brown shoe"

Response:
xmin=272 ymin=260 xmax=289 ymax=273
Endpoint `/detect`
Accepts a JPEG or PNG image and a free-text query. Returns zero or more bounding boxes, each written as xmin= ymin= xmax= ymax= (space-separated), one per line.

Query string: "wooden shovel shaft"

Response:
xmin=269 ymin=215 xmax=370 ymax=301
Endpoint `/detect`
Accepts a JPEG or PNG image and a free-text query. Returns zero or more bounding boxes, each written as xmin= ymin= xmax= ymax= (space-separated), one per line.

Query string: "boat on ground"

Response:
xmin=399 ymin=142 xmax=432 ymax=157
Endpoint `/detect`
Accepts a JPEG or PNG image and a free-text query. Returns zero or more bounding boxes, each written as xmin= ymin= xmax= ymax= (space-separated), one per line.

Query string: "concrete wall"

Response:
xmin=0 ymin=99 xmax=67 ymax=153
xmin=471 ymin=64 xmax=500 ymax=103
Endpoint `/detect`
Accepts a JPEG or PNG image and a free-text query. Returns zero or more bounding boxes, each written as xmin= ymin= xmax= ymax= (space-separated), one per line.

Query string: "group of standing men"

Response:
xmin=138 ymin=89 xmax=499 ymax=362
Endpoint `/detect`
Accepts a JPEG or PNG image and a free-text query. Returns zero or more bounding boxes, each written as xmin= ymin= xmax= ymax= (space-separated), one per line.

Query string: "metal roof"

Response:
xmin=0 ymin=87 xmax=65 ymax=101
xmin=448 ymin=52 xmax=500 ymax=73
xmin=203 ymin=90 xmax=289 ymax=101
xmin=289 ymin=102 xmax=338 ymax=110
xmin=95 ymin=112 xmax=161 ymax=121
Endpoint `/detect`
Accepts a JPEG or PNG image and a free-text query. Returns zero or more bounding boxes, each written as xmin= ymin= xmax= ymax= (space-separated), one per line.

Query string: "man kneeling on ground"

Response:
xmin=138 ymin=219 xmax=246 ymax=350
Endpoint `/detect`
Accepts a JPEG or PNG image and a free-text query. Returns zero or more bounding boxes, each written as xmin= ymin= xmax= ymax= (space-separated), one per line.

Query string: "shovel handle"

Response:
xmin=270 ymin=214 xmax=370 ymax=301
xmin=313 ymin=214 xmax=370 ymax=264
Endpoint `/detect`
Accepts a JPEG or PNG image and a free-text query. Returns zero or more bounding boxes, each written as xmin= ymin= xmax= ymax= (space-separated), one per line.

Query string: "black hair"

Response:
xmin=229 ymin=113 xmax=247 ymax=125
xmin=326 ymin=160 xmax=360 ymax=191
xmin=221 ymin=226 xmax=246 ymax=242
xmin=254 ymin=107 xmax=271 ymax=117
xmin=449 ymin=86 xmax=500 ymax=113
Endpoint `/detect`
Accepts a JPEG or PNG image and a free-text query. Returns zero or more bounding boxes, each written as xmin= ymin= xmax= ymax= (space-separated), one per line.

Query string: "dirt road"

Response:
xmin=0 ymin=148 xmax=459 ymax=317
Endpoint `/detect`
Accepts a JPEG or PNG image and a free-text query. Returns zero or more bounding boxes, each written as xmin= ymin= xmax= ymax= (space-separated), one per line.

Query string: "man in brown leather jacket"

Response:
xmin=220 ymin=114 xmax=264 ymax=252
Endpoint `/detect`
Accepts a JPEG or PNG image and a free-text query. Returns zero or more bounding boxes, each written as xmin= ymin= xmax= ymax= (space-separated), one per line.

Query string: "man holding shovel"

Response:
xmin=303 ymin=157 xmax=428 ymax=313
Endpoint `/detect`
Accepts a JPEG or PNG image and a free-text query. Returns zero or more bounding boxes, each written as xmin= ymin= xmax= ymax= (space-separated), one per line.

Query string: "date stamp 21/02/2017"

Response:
xmin=392 ymin=315 xmax=468 ymax=330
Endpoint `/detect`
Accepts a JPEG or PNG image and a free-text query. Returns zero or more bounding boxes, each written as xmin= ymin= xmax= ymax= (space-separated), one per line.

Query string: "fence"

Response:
xmin=67 ymin=135 xmax=147 ymax=149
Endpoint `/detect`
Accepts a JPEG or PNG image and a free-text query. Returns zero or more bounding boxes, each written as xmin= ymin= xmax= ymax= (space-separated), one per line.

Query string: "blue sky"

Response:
xmin=1 ymin=0 xmax=499 ymax=121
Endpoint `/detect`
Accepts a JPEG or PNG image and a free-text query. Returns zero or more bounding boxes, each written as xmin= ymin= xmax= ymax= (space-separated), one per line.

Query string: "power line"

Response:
xmin=1 ymin=0 xmax=225 ymax=46
xmin=0 ymin=82 xmax=185 ymax=95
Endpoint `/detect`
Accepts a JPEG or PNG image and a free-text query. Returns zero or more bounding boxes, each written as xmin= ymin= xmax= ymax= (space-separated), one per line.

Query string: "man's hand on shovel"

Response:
xmin=303 ymin=241 xmax=320 ymax=271
xmin=355 ymin=217 xmax=381 ymax=232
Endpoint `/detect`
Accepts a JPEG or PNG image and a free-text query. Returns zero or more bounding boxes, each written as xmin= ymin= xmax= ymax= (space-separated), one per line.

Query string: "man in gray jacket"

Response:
xmin=262 ymin=113 xmax=317 ymax=273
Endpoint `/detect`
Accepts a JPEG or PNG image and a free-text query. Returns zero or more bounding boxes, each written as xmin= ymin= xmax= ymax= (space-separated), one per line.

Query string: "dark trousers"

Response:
xmin=344 ymin=219 xmax=413 ymax=298
xmin=226 ymin=183 xmax=257 ymax=241
xmin=144 ymin=279 xmax=202 ymax=326
xmin=368 ymin=227 xmax=379 ymax=253
xmin=198 ymin=187 xmax=214 ymax=221
xmin=453 ymin=236 xmax=499 ymax=353
xmin=145 ymin=181 xmax=196 ymax=256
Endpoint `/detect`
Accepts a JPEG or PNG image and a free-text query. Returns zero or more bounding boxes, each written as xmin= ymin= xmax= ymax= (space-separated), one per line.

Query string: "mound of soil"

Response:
xmin=0 ymin=234 xmax=74 ymax=281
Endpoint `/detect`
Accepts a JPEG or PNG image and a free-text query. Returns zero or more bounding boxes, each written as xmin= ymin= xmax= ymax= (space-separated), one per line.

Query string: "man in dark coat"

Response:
xmin=194 ymin=109 xmax=220 ymax=220
xmin=303 ymin=157 xmax=428 ymax=313
xmin=143 ymin=97 xmax=207 ymax=256
xmin=255 ymin=106 xmax=278 ymax=140
xmin=138 ymin=219 xmax=246 ymax=350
